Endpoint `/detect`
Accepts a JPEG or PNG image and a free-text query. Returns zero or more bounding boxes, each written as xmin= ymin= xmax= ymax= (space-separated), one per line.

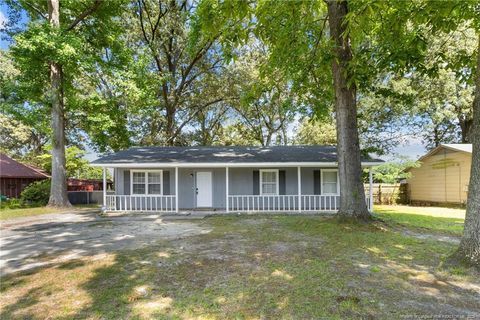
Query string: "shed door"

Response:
xmin=196 ymin=171 xmax=212 ymax=207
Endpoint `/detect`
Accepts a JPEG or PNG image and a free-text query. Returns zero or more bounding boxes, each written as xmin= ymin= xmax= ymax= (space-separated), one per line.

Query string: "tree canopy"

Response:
xmin=1 ymin=0 xmax=479 ymax=264
xmin=1 ymin=0 xmax=477 ymax=157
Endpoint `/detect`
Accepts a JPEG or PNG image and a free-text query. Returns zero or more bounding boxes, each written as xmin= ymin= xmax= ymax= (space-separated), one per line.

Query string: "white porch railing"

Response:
xmin=105 ymin=194 xmax=371 ymax=213
xmin=301 ymin=195 xmax=339 ymax=212
xmin=105 ymin=195 xmax=176 ymax=212
xmin=228 ymin=194 xmax=372 ymax=212
xmin=366 ymin=195 xmax=372 ymax=212
xmin=229 ymin=195 xmax=300 ymax=212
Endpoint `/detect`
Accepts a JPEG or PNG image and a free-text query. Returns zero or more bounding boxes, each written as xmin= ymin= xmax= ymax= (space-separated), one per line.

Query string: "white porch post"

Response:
xmin=102 ymin=167 xmax=107 ymax=211
xmin=226 ymin=166 xmax=229 ymax=212
xmin=369 ymin=166 xmax=373 ymax=212
xmin=297 ymin=166 xmax=301 ymax=212
xmin=175 ymin=167 xmax=179 ymax=213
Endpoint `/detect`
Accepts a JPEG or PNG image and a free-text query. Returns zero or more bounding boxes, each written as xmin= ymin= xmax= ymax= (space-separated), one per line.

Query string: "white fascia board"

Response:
xmin=91 ymin=162 xmax=383 ymax=168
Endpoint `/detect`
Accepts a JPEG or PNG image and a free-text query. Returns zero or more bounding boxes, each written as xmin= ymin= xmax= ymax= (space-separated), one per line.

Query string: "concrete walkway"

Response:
xmin=0 ymin=211 xmax=210 ymax=275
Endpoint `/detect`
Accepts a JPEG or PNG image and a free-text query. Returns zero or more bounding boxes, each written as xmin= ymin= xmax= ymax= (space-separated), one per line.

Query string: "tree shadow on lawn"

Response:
xmin=1 ymin=216 xmax=479 ymax=319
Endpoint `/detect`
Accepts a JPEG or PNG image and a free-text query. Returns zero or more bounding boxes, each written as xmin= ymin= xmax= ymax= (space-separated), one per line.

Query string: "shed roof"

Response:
xmin=0 ymin=153 xmax=50 ymax=179
xmin=418 ymin=143 xmax=473 ymax=162
xmin=441 ymin=144 xmax=472 ymax=153
xmin=91 ymin=145 xmax=383 ymax=166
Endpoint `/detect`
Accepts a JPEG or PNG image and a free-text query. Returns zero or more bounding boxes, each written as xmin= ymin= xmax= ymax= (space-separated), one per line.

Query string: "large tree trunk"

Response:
xmin=165 ymin=104 xmax=176 ymax=146
xmin=455 ymin=36 xmax=480 ymax=267
xmin=459 ymin=116 xmax=473 ymax=143
xmin=47 ymin=0 xmax=71 ymax=207
xmin=327 ymin=0 xmax=370 ymax=220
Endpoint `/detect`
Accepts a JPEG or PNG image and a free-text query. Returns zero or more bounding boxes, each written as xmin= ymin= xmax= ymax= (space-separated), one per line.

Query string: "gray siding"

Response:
xmin=114 ymin=168 xmax=124 ymax=194
xmin=113 ymin=166 xmax=337 ymax=210
xmin=229 ymin=167 xmax=299 ymax=195
xmin=178 ymin=168 xmax=195 ymax=209
xmin=178 ymin=168 xmax=226 ymax=209
xmin=212 ymin=168 xmax=226 ymax=208
xmin=301 ymin=168 xmax=315 ymax=195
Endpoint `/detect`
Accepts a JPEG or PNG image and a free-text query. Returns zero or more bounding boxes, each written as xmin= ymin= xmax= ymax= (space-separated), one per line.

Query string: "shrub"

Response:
xmin=0 ymin=198 xmax=25 ymax=209
xmin=20 ymin=179 xmax=51 ymax=206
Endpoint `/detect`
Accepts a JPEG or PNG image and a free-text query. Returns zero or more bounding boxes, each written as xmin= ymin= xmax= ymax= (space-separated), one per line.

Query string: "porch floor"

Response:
xmin=102 ymin=209 xmax=339 ymax=219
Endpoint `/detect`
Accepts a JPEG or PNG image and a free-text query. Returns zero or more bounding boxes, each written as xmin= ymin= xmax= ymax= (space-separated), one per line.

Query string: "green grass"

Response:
xmin=1 ymin=213 xmax=478 ymax=319
xmin=374 ymin=205 xmax=465 ymax=236
xmin=0 ymin=204 xmax=100 ymax=221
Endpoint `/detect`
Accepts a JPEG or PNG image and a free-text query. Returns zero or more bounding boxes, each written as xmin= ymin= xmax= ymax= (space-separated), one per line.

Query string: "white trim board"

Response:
xmin=93 ymin=161 xmax=382 ymax=168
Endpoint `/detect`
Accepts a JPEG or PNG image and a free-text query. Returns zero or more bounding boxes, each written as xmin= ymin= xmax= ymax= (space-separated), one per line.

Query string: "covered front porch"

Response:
xmin=100 ymin=165 xmax=374 ymax=214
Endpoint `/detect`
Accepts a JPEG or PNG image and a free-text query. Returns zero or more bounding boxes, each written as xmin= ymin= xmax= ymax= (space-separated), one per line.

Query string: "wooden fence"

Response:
xmin=364 ymin=183 xmax=408 ymax=205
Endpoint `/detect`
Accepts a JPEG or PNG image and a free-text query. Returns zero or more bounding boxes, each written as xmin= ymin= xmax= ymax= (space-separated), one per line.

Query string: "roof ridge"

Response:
xmin=0 ymin=153 xmax=50 ymax=178
xmin=91 ymin=145 xmax=383 ymax=165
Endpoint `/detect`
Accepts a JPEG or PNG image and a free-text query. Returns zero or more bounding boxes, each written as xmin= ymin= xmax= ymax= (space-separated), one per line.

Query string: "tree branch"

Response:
xmin=24 ymin=1 xmax=47 ymax=20
xmin=167 ymin=98 xmax=224 ymax=143
xmin=66 ymin=0 xmax=102 ymax=31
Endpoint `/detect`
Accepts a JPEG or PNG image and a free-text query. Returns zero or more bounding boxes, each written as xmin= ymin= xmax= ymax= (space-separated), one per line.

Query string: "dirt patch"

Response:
xmin=402 ymin=230 xmax=460 ymax=244
xmin=0 ymin=215 xmax=211 ymax=275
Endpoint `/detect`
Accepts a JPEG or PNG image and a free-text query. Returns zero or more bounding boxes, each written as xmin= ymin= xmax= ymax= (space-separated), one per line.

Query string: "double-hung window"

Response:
xmin=131 ymin=170 xmax=162 ymax=195
xmin=321 ymin=169 xmax=338 ymax=195
xmin=260 ymin=169 xmax=279 ymax=195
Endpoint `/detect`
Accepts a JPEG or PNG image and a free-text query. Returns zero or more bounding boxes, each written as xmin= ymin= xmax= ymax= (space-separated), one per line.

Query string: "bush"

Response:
xmin=20 ymin=179 xmax=51 ymax=206
xmin=0 ymin=198 xmax=25 ymax=210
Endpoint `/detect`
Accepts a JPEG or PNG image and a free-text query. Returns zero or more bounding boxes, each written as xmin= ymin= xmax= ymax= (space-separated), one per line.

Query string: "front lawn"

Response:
xmin=374 ymin=205 xmax=465 ymax=236
xmin=1 ymin=212 xmax=478 ymax=319
xmin=0 ymin=204 xmax=100 ymax=221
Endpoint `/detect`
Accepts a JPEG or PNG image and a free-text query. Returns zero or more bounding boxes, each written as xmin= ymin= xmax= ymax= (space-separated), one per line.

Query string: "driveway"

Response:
xmin=0 ymin=211 xmax=210 ymax=275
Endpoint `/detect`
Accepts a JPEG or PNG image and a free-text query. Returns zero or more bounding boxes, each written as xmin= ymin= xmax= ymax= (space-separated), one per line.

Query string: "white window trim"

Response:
xmin=259 ymin=169 xmax=279 ymax=195
xmin=130 ymin=170 xmax=163 ymax=195
xmin=320 ymin=169 xmax=339 ymax=195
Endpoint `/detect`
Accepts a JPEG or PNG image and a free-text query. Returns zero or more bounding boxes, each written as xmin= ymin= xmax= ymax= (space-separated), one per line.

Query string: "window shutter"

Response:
xmin=163 ymin=171 xmax=170 ymax=195
xmin=253 ymin=170 xmax=259 ymax=195
xmin=124 ymin=170 xmax=130 ymax=195
xmin=313 ymin=170 xmax=321 ymax=195
xmin=279 ymin=170 xmax=286 ymax=195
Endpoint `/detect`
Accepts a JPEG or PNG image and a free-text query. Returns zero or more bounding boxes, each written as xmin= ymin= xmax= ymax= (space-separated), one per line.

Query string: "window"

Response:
xmin=260 ymin=169 xmax=278 ymax=195
xmin=321 ymin=169 xmax=338 ymax=195
xmin=132 ymin=172 xmax=146 ymax=194
xmin=131 ymin=170 xmax=162 ymax=195
xmin=148 ymin=172 xmax=162 ymax=194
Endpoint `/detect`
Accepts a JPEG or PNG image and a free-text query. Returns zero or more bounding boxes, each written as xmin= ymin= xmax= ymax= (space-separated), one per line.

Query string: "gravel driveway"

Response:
xmin=0 ymin=211 xmax=210 ymax=275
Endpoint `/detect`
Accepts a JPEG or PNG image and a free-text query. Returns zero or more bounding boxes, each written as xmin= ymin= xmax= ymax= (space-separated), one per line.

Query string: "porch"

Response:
xmin=100 ymin=166 xmax=374 ymax=213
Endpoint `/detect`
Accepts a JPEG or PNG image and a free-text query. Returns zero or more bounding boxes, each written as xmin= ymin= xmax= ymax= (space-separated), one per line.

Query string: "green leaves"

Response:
xmin=3 ymin=0 xmax=478 ymax=157
xmin=12 ymin=21 xmax=84 ymax=69
xmin=35 ymin=145 xmax=104 ymax=179
xmin=371 ymin=156 xmax=420 ymax=184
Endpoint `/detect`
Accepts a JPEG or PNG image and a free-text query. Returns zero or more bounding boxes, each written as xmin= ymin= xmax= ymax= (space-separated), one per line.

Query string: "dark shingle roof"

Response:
xmin=0 ymin=153 xmax=50 ymax=178
xmin=92 ymin=146 xmax=383 ymax=164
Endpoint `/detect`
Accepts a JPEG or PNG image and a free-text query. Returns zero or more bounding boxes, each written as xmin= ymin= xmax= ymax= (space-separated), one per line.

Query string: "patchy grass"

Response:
xmin=375 ymin=205 xmax=465 ymax=219
xmin=1 ymin=215 xmax=479 ymax=319
xmin=374 ymin=205 xmax=465 ymax=236
xmin=0 ymin=204 xmax=100 ymax=221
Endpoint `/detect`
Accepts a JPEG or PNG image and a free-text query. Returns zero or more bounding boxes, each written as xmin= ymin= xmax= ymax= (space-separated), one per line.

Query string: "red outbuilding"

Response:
xmin=0 ymin=153 xmax=49 ymax=198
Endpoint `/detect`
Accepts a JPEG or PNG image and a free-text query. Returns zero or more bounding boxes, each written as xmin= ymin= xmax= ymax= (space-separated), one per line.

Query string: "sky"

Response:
xmin=0 ymin=4 xmax=10 ymax=49
xmin=0 ymin=4 xmax=427 ymax=162
xmin=385 ymin=139 xmax=426 ymax=161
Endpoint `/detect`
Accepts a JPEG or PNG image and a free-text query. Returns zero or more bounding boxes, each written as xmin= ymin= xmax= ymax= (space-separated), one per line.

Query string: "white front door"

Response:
xmin=196 ymin=171 xmax=213 ymax=207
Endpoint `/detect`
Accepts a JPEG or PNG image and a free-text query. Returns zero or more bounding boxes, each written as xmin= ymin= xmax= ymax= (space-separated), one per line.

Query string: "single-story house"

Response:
xmin=406 ymin=144 xmax=472 ymax=205
xmin=92 ymin=146 xmax=383 ymax=213
xmin=0 ymin=153 xmax=49 ymax=198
